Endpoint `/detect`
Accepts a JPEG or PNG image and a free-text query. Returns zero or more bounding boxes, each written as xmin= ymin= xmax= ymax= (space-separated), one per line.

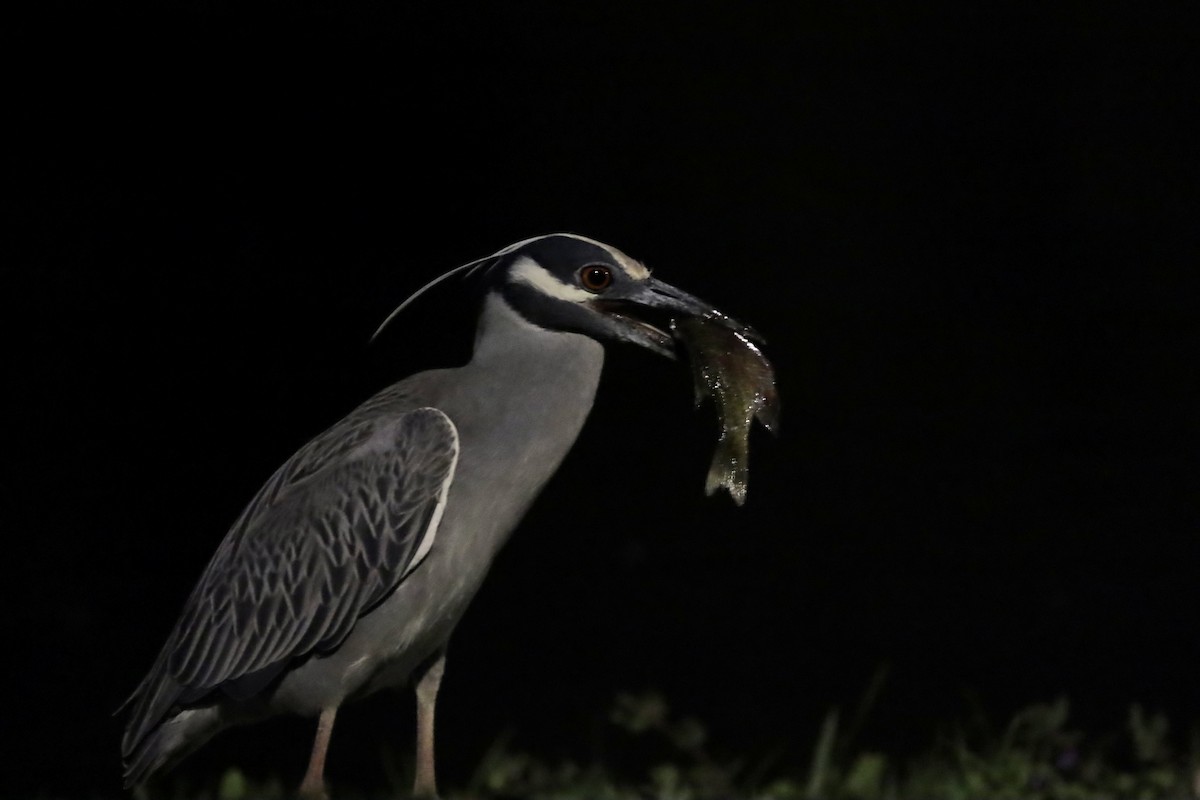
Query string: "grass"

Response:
xmin=144 ymin=683 xmax=1199 ymax=800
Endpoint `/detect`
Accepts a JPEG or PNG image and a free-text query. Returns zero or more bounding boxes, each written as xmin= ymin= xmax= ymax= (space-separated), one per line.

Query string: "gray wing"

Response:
xmin=121 ymin=406 xmax=458 ymax=759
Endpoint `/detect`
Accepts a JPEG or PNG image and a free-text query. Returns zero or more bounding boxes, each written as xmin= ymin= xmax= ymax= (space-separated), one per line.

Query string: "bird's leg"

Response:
xmin=412 ymin=651 xmax=446 ymax=799
xmin=298 ymin=706 xmax=338 ymax=800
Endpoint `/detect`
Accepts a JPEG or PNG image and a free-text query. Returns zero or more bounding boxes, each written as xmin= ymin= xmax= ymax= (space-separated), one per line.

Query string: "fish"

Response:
xmin=671 ymin=315 xmax=780 ymax=505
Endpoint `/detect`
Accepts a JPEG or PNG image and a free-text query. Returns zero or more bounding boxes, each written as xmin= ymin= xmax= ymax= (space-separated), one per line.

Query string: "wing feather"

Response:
xmin=122 ymin=405 xmax=458 ymax=760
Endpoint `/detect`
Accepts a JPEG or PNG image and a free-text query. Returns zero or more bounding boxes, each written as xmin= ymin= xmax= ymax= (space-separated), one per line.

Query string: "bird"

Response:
xmin=120 ymin=233 xmax=757 ymax=799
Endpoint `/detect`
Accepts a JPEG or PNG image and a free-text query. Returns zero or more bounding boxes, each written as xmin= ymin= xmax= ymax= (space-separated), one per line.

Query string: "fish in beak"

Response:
xmin=590 ymin=276 xmax=762 ymax=360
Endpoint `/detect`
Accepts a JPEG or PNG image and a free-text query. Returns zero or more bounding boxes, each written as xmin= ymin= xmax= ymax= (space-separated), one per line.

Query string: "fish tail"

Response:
xmin=706 ymin=437 xmax=749 ymax=506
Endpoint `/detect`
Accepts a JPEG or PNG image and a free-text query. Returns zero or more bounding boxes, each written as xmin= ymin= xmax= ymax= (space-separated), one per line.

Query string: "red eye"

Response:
xmin=580 ymin=265 xmax=613 ymax=292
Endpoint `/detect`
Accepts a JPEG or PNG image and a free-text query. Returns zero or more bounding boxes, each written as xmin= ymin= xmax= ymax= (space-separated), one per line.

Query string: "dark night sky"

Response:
xmin=7 ymin=1 xmax=1198 ymax=795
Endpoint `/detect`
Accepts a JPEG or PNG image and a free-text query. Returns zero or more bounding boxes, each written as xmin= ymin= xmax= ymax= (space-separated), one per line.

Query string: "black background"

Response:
xmin=8 ymin=1 xmax=1198 ymax=795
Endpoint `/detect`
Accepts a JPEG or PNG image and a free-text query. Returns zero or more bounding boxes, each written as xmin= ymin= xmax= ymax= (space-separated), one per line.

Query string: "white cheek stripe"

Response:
xmin=510 ymin=256 xmax=595 ymax=302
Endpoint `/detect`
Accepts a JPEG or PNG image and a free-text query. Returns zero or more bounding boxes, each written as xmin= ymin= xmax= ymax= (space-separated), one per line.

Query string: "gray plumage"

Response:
xmin=121 ymin=234 xmax=754 ymax=796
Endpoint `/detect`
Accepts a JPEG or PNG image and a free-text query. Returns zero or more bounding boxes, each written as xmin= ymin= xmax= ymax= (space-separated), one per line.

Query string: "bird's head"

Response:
xmin=374 ymin=233 xmax=757 ymax=359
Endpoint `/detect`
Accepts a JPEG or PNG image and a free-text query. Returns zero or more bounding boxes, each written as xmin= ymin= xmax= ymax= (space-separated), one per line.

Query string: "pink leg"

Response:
xmin=413 ymin=653 xmax=446 ymax=799
xmin=298 ymin=706 xmax=338 ymax=800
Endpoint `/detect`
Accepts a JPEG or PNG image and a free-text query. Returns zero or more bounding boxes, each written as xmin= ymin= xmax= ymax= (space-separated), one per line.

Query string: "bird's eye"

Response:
xmin=579 ymin=265 xmax=613 ymax=292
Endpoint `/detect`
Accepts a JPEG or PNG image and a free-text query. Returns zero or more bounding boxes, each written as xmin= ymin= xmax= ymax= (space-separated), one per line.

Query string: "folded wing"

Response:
xmin=121 ymin=407 xmax=459 ymax=768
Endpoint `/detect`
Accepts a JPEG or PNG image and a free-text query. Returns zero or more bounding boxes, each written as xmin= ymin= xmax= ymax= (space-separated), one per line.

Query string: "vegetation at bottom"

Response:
xmin=145 ymin=679 xmax=1199 ymax=800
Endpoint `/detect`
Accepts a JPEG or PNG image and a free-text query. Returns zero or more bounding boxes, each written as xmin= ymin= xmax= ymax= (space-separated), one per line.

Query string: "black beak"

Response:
xmin=592 ymin=277 xmax=760 ymax=359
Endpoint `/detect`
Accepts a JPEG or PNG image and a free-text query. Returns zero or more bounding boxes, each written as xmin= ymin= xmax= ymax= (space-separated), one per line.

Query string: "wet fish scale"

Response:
xmin=671 ymin=316 xmax=780 ymax=505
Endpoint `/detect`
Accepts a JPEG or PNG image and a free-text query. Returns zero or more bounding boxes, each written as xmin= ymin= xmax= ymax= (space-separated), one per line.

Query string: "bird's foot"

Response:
xmin=411 ymin=775 xmax=439 ymax=800
xmin=296 ymin=778 xmax=329 ymax=800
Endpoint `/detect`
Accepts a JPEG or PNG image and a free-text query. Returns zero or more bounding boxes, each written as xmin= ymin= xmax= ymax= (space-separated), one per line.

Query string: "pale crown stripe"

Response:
xmin=492 ymin=233 xmax=650 ymax=280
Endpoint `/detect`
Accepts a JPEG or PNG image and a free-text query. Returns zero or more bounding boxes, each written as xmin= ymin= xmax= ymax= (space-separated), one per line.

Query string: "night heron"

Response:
xmin=120 ymin=233 xmax=755 ymax=798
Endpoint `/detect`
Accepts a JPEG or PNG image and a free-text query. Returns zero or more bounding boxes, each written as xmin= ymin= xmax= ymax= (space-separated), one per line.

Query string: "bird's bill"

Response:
xmin=591 ymin=277 xmax=759 ymax=359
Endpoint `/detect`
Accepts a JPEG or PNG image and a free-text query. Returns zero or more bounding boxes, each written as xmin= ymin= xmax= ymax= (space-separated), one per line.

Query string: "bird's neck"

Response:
xmin=432 ymin=294 xmax=604 ymax=558
xmin=455 ymin=293 xmax=605 ymax=467
xmin=469 ymin=293 xmax=602 ymax=372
